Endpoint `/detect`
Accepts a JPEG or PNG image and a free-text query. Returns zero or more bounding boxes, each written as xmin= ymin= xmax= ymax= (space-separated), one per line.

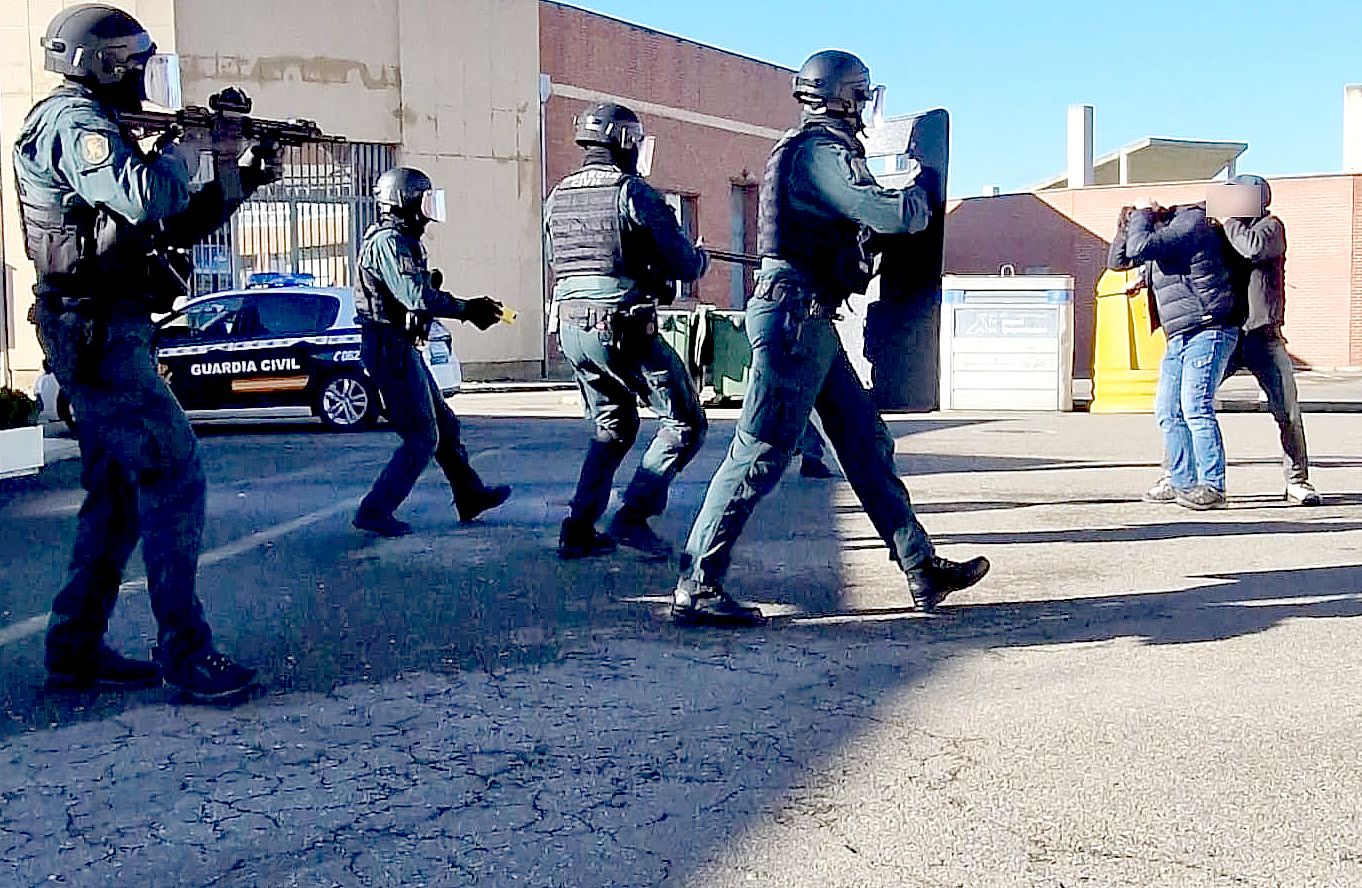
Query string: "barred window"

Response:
xmin=191 ymin=142 xmax=397 ymax=297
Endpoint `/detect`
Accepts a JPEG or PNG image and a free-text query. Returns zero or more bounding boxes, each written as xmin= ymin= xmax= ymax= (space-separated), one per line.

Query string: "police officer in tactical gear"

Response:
xmin=15 ymin=4 xmax=277 ymax=700
xmin=673 ymin=50 xmax=990 ymax=626
xmin=545 ymin=102 xmax=710 ymax=562
xmin=353 ymin=166 xmax=512 ymax=538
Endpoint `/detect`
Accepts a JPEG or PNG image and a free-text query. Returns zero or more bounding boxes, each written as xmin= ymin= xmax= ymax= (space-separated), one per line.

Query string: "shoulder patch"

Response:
xmin=79 ymin=132 xmax=111 ymax=166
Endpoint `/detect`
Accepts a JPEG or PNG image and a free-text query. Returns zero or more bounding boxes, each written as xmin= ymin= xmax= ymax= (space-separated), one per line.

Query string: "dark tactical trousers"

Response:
xmin=1225 ymin=329 xmax=1310 ymax=484
xmin=798 ymin=420 xmax=826 ymax=463
xmin=557 ymin=301 xmax=707 ymax=528
xmin=683 ymin=278 xmax=935 ymax=587
xmin=35 ymin=305 xmax=213 ymax=668
xmin=358 ymin=324 xmax=488 ymax=518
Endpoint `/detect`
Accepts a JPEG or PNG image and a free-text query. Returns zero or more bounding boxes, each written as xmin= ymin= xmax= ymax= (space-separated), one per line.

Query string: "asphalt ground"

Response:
xmin=2 ymin=394 xmax=1360 ymax=886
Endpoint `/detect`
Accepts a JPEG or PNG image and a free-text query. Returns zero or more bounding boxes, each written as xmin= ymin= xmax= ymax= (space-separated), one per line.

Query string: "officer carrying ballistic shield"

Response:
xmin=672 ymin=50 xmax=991 ymax=626
xmin=14 ymin=4 xmax=278 ymax=700
xmin=544 ymin=103 xmax=710 ymax=562
xmin=352 ymin=167 xmax=512 ymax=537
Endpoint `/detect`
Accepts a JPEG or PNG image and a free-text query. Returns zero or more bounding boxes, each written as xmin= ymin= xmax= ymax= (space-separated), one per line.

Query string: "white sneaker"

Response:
xmin=1143 ymin=475 xmax=1178 ymax=504
xmin=1286 ymin=481 xmax=1322 ymax=506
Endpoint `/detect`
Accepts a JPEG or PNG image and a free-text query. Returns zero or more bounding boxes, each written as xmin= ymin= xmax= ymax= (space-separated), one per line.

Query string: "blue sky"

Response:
xmin=573 ymin=0 xmax=1360 ymax=197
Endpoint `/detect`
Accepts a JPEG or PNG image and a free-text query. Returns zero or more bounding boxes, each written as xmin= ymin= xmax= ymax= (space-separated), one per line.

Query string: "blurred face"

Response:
xmin=1207 ymin=182 xmax=1265 ymax=218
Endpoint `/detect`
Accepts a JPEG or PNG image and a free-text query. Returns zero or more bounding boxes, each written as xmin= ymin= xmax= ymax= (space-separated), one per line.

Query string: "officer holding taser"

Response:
xmin=14 ymin=4 xmax=278 ymax=701
xmin=544 ymin=102 xmax=710 ymax=562
xmin=673 ymin=50 xmax=990 ymax=625
xmin=352 ymin=167 xmax=512 ymax=538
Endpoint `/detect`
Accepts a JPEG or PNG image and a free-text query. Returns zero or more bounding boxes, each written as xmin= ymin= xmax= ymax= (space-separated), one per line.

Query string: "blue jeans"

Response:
xmin=1156 ymin=326 xmax=1240 ymax=492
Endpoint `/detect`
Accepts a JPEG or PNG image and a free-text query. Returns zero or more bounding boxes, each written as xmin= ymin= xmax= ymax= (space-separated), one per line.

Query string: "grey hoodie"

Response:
xmin=1221 ymin=214 xmax=1287 ymax=334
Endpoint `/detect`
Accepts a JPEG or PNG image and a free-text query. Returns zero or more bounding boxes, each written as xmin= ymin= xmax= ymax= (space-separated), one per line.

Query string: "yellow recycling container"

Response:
xmin=1089 ymin=268 xmax=1166 ymax=413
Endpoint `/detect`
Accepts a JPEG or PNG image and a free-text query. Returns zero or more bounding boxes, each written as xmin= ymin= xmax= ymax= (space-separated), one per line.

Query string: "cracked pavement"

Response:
xmin=2 ymin=394 xmax=1361 ymax=886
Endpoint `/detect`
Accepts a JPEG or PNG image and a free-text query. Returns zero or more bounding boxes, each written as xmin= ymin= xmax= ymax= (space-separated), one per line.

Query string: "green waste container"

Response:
xmin=697 ymin=307 xmax=752 ymax=404
xmin=658 ymin=309 xmax=701 ymax=385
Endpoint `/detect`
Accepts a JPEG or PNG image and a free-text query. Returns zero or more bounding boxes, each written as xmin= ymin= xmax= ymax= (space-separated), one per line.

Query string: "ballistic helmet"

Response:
xmin=574 ymin=102 xmax=646 ymax=151
xmin=793 ymin=50 xmax=878 ymax=118
xmin=41 ymin=5 xmax=154 ymax=85
xmin=375 ymin=167 xmax=446 ymax=223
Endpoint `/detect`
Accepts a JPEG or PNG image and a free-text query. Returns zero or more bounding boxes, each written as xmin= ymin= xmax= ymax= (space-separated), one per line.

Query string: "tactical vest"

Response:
xmin=758 ymin=121 xmax=874 ymax=301
xmin=547 ymin=166 xmax=629 ymax=278
xmin=14 ymin=87 xmax=182 ymax=310
xmin=355 ymin=218 xmax=424 ymax=326
xmin=14 ymin=91 xmax=100 ymax=288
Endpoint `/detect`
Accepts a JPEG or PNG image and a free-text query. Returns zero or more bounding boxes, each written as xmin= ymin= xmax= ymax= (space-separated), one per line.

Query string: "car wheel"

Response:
xmin=57 ymin=391 xmax=77 ymax=432
xmin=315 ymin=372 xmax=377 ymax=431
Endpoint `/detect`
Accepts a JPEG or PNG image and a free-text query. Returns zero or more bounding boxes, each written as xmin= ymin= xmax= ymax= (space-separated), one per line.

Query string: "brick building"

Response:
xmin=539 ymin=2 xmax=796 ymax=310
xmin=945 ymin=108 xmax=1362 ymax=379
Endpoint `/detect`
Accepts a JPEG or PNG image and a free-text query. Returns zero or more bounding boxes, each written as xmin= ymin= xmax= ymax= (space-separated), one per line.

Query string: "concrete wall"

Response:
xmin=177 ymin=0 xmax=544 ymax=377
xmin=539 ymin=2 xmax=795 ymax=310
xmin=946 ymin=176 xmax=1362 ymax=375
xmin=1 ymin=0 xmax=544 ymax=386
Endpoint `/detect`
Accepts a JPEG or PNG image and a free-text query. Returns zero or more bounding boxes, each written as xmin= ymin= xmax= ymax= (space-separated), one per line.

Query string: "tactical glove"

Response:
xmin=240 ymin=142 xmax=283 ymax=189
xmin=464 ymin=296 xmax=504 ymax=331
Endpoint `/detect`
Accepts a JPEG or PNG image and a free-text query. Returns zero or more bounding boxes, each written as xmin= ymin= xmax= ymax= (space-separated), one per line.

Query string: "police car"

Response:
xmin=34 ymin=285 xmax=462 ymax=431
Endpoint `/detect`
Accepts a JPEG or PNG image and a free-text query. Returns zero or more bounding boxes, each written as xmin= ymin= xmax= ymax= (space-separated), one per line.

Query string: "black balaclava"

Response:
xmin=386 ymin=207 xmax=428 ymax=238
xmin=583 ymin=144 xmax=638 ymax=174
xmin=73 ymin=70 xmax=142 ymax=113
xmin=801 ymin=105 xmax=861 ymax=141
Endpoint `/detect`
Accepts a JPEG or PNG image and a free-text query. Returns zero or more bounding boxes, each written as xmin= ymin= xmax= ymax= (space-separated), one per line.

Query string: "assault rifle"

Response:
xmin=120 ymin=87 xmax=344 ymax=152
xmin=706 ymin=248 xmax=761 ymax=268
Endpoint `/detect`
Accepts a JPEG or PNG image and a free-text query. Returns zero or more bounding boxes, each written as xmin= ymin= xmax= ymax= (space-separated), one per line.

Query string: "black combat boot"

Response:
xmin=800 ymin=456 xmax=835 ymax=479
xmin=46 ymin=644 xmax=163 ymax=691
xmin=156 ymin=647 xmax=258 ymax=704
xmin=557 ymin=519 xmax=617 ymax=560
xmin=671 ymin=579 xmax=766 ymax=627
xmin=608 ymin=509 xmax=674 ymax=562
xmin=458 ymin=484 xmax=513 ymax=523
xmin=353 ymin=511 xmax=414 ymax=537
xmin=904 ymin=556 xmax=990 ymax=614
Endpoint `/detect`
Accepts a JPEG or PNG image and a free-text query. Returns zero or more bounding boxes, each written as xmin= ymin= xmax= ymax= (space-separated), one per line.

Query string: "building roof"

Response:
xmin=1034 ymin=137 xmax=1249 ymax=190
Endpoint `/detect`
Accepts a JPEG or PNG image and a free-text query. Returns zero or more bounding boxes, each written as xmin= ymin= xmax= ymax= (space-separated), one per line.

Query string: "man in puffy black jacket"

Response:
xmin=1109 ymin=200 xmax=1242 ymax=510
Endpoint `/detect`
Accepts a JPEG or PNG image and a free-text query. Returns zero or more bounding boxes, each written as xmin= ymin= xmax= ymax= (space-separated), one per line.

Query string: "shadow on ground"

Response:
xmin=2 ymin=413 xmax=1361 ymax=885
